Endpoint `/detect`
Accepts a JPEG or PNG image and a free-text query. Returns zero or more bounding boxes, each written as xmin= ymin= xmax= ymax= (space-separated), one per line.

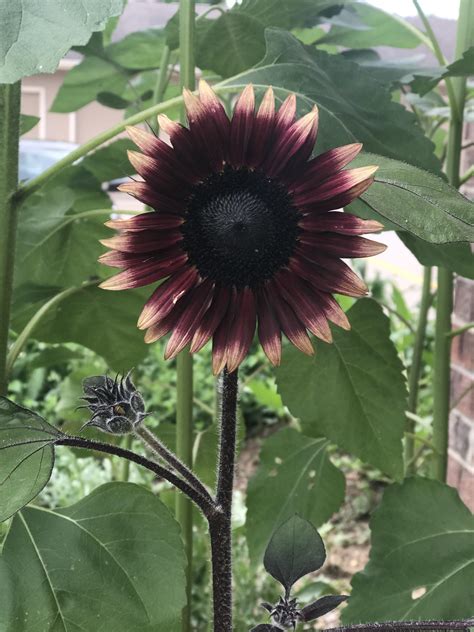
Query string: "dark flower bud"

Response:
xmin=79 ymin=371 xmax=148 ymax=435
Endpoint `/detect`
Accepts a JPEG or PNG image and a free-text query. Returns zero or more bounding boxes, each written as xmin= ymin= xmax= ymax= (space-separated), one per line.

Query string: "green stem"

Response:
xmin=5 ymin=281 xmax=99 ymax=378
xmin=447 ymin=322 xmax=474 ymax=338
xmin=413 ymin=0 xmax=460 ymax=120
xmin=405 ymin=266 xmax=432 ymax=475
xmin=150 ymin=44 xmax=171 ymax=132
xmin=431 ymin=0 xmax=474 ymax=482
xmin=0 ymin=82 xmax=21 ymax=395
xmin=459 ymin=165 xmax=474 ymax=186
xmin=176 ymin=4 xmax=196 ymax=630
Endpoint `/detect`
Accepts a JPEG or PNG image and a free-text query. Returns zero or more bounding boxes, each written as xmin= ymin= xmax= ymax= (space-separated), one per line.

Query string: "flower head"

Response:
xmin=100 ymin=81 xmax=385 ymax=374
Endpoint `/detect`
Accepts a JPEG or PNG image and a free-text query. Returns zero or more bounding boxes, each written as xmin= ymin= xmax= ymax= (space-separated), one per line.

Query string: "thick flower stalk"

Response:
xmin=100 ymin=81 xmax=385 ymax=373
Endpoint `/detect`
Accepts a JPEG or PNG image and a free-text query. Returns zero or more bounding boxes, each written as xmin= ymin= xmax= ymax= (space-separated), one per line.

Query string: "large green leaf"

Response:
xmin=0 ymin=398 xmax=59 ymax=522
xmin=398 ymin=233 xmax=474 ymax=279
xmin=12 ymin=285 xmax=150 ymax=370
xmin=343 ymin=478 xmax=474 ymax=622
xmin=348 ymin=153 xmax=474 ymax=243
xmin=0 ymin=0 xmax=125 ymax=83
xmin=15 ymin=167 xmax=110 ymax=289
xmin=221 ymin=29 xmax=440 ymax=174
xmin=81 ymin=138 xmax=136 ymax=183
xmin=276 ymin=299 xmax=407 ymax=480
xmin=246 ymin=428 xmax=345 ymax=564
xmin=320 ymin=3 xmax=421 ymax=49
xmin=0 ymin=483 xmax=186 ymax=631
xmin=106 ymin=28 xmax=166 ymax=70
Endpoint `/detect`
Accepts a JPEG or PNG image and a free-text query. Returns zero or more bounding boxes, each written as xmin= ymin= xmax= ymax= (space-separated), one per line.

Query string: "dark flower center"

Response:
xmin=181 ymin=167 xmax=300 ymax=288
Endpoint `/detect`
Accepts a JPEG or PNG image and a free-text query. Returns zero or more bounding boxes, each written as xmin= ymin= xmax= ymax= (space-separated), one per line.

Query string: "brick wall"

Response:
xmin=447 ymin=125 xmax=474 ymax=510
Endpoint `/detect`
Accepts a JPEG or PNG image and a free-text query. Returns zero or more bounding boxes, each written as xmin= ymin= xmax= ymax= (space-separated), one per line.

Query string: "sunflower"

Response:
xmin=100 ymin=81 xmax=386 ymax=374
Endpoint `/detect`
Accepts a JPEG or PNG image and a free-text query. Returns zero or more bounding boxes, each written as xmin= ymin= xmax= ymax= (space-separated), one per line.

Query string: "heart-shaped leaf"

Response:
xmin=0 ymin=398 xmax=59 ymax=522
xmin=264 ymin=515 xmax=326 ymax=594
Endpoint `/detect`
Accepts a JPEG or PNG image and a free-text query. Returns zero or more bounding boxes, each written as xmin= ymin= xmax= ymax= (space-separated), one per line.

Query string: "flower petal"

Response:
xmin=299 ymin=233 xmax=387 ymax=258
xmin=225 ymin=288 xmax=257 ymax=373
xmin=274 ymin=93 xmax=297 ymax=134
xmin=137 ymin=266 xmax=199 ymax=329
xmin=302 ymin=178 xmax=377 ymax=214
xmin=264 ymin=106 xmax=319 ymax=178
xmin=100 ymin=230 xmax=183 ymax=254
xmin=164 ymin=279 xmax=215 ymax=359
xmin=293 ymin=246 xmax=368 ymax=297
xmin=299 ymin=212 xmax=383 ymax=235
xmin=199 ymin=78 xmax=230 ymax=158
xmin=267 ymin=281 xmax=314 ymax=356
xmin=275 ymin=270 xmax=332 ymax=343
xmin=314 ymin=290 xmax=350 ymax=331
xmin=229 ymin=84 xmax=255 ymax=167
xmin=248 ymin=87 xmax=275 ymax=168
xmin=293 ymin=143 xmax=363 ymax=191
xmin=190 ymin=286 xmax=231 ymax=353
xmin=127 ymin=150 xmax=191 ymax=194
xmin=212 ymin=288 xmax=238 ymax=375
xmin=256 ymin=288 xmax=282 ymax=366
xmin=183 ymin=88 xmax=226 ymax=170
xmin=105 ymin=213 xmax=184 ymax=232
xmin=100 ymin=253 xmax=188 ymax=290
xmin=117 ymin=182 xmax=184 ymax=214
xmin=144 ymin=298 xmax=188 ymax=344
xmin=157 ymin=113 xmax=207 ymax=179
xmin=294 ymin=166 xmax=378 ymax=206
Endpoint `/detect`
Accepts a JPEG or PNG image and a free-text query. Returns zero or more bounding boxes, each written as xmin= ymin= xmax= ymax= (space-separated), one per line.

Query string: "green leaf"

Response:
xmin=0 ymin=482 xmax=186 ymax=630
xmin=221 ymin=29 xmax=440 ymax=174
xmin=276 ymin=299 xmax=407 ymax=480
xmin=20 ymin=114 xmax=40 ymax=136
xmin=398 ymin=233 xmax=474 ymax=279
xmin=343 ymin=477 xmax=474 ymax=622
xmin=246 ymin=428 xmax=345 ymax=564
xmin=97 ymin=91 xmax=132 ymax=109
xmin=12 ymin=285 xmax=150 ymax=370
xmin=320 ymin=3 xmax=422 ymax=49
xmin=348 ymin=153 xmax=474 ymax=243
xmin=409 ymin=46 xmax=474 ymax=96
xmin=51 ymin=55 xmax=129 ymax=113
xmin=0 ymin=0 xmax=125 ymax=83
xmin=81 ymin=138 xmax=135 ymax=182
xmin=264 ymin=514 xmax=326 ymax=593
xmin=15 ymin=168 xmax=109 ymax=288
xmin=106 ymin=28 xmax=166 ymax=70
xmin=0 ymin=398 xmax=58 ymax=522
xmin=29 ymin=346 xmax=83 ymax=370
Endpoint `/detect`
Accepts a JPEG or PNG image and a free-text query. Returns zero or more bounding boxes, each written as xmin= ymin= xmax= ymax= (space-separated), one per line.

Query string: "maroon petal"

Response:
xmin=137 ymin=266 xmax=199 ymax=329
xmin=298 ymin=178 xmax=377 ymax=214
xmin=293 ymin=166 xmax=378 ymax=206
xmin=127 ymin=150 xmax=191 ymax=194
xmin=229 ymin=84 xmax=255 ymax=167
xmin=199 ymin=79 xmax=230 ymax=160
xmin=100 ymin=253 xmax=188 ymax=290
xmin=100 ymin=230 xmax=183 ymax=254
xmin=225 ymin=288 xmax=257 ymax=373
xmin=164 ymin=279 xmax=215 ymax=359
xmin=248 ymin=87 xmax=275 ymax=168
xmin=299 ymin=233 xmax=387 ymax=258
xmin=183 ymin=88 xmax=227 ymax=170
xmin=275 ymin=270 xmax=332 ymax=343
xmin=117 ymin=182 xmax=184 ymax=214
xmin=98 ymin=250 xmax=153 ymax=269
xmin=191 ymin=286 xmax=231 ymax=353
xmin=267 ymin=280 xmax=314 ymax=356
xmin=126 ymin=125 xmax=182 ymax=173
xmin=292 ymin=247 xmax=368 ymax=297
xmin=292 ymin=143 xmax=363 ymax=191
xmin=264 ymin=106 xmax=319 ymax=178
xmin=274 ymin=94 xmax=297 ymax=134
xmin=256 ymin=288 xmax=282 ymax=366
xmin=314 ymin=290 xmax=350 ymax=331
xmin=105 ymin=213 xmax=184 ymax=232
xmin=144 ymin=298 xmax=188 ymax=344
xmin=299 ymin=213 xmax=383 ymax=235
xmin=158 ymin=114 xmax=207 ymax=179
xmin=212 ymin=288 xmax=238 ymax=375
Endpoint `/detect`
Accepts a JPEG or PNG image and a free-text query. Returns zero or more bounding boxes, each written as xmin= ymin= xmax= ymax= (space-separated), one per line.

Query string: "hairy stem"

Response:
xmin=405 ymin=266 xmax=432 ymax=475
xmin=323 ymin=620 xmax=473 ymax=632
xmin=56 ymin=435 xmax=216 ymax=517
xmin=431 ymin=0 xmax=473 ymax=482
xmin=209 ymin=368 xmax=239 ymax=632
xmin=135 ymin=423 xmax=213 ymax=504
xmin=0 ymin=83 xmax=21 ymax=395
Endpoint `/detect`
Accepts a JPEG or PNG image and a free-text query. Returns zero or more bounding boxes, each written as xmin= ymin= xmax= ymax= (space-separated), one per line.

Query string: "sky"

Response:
xmin=366 ymin=0 xmax=460 ymax=19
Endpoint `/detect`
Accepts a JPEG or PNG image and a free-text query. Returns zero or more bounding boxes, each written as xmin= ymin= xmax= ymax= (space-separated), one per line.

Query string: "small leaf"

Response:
xmin=343 ymin=478 xmax=474 ymax=622
xmin=0 ymin=0 xmax=125 ymax=83
xmin=250 ymin=626 xmax=283 ymax=632
xmin=0 ymin=483 xmax=187 ymax=630
xmin=96 ymin=91 xmax=131 ymax=109
xmin=19 ymin=114 xmax=40 ymax=135
xmin=300 ymin=594 xmax=349 ymax=621
xmin=0 ymin=398 xmax=59 ymax=522
xmin=264 ymin=514 xmax=326 ymax=594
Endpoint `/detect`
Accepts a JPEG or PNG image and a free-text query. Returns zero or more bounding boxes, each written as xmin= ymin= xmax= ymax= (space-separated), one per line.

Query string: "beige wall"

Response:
xmin=21 ymin=61 xmax=123 ymax=144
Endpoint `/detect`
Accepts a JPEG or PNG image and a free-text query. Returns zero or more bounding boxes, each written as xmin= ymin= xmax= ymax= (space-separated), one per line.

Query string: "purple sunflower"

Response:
xmin=100 ymin=81 xmax=386 ymax=374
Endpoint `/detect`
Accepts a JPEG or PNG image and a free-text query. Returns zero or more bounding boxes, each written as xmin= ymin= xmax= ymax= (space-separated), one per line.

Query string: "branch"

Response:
xmin=55 ymin=435 xmax=216 ymax=518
